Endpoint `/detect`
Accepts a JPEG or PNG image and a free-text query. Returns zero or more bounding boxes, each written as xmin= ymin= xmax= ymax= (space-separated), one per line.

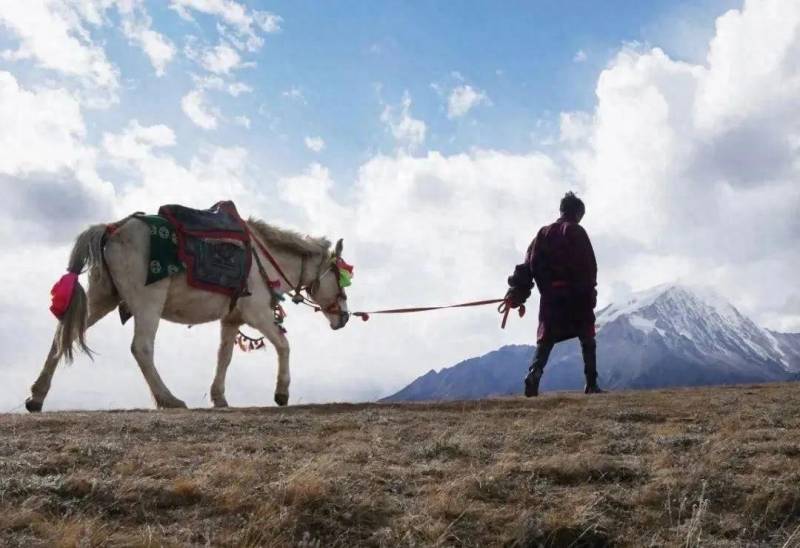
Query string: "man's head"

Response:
xmin=560 ymin=191 xmax=585 ymax=222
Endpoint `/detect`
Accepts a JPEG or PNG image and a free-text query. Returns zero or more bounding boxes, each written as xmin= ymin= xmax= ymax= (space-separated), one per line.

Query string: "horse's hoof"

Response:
xmin=157 ymin=397 xmax=187 ymax=410
xmin=212 ymin=398 xmax=229 ymax=408
xmin=274 ymin=393 xmax=289 ymax=407
xmin=25 ymin=398 xmax=42 ymax=413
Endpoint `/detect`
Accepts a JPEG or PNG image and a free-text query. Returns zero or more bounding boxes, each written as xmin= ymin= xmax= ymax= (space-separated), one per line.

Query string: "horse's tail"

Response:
xmin=55 ymin=224 xmax=107 ymax=363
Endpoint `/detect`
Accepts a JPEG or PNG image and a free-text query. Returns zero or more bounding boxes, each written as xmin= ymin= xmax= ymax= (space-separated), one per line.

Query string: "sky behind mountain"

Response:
xmin=1 ymin=0 xmax=798 ymax=410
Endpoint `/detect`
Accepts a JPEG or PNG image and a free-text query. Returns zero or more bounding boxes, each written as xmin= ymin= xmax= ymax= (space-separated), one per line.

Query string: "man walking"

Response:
xmin=505 ymin=191 xmax=604 ymax=396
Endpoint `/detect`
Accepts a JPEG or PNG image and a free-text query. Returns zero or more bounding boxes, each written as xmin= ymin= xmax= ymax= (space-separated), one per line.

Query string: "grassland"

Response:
xmin=1 ymin=383 xmax=800 ymax=547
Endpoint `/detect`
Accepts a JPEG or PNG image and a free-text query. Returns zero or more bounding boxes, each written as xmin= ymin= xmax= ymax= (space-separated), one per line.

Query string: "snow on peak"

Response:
xmin=597 ymin=283 xmax=739 ymax=325
xmin=597 ymin=283 xmax=789 ymax=367
xmin=597 ymin=283 xmax=744 ymax=324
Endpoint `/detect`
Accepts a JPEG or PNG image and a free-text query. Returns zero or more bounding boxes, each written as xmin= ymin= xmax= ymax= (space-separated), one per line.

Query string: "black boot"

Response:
xmin=584 ymin=382 xmax=605 ymax=394
xmin=581 ymin=336 xmax=605 ymax=394
xmin=524 ymin=340 xmax=553 ymax=398
xmin=525 ymin=367 xmax=543 ymax=397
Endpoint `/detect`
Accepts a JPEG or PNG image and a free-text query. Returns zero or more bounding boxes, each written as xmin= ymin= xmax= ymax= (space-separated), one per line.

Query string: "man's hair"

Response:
xmin=560 ymin=191 xmax=585 ymax=219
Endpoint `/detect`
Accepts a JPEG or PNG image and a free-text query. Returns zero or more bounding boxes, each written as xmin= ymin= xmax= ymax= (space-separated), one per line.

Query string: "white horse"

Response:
xmin=25 ymin=215 xmax=350 ymax=412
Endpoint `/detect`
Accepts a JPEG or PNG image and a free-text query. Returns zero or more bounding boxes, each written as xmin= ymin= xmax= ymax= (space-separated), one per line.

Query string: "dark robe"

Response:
xmin=511 ymin=217 xmax=597 ymax=343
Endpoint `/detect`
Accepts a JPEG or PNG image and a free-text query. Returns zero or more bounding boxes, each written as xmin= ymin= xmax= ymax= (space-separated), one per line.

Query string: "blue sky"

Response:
xmin=4 ymin=0 xmax=737 ymax=180
xmin=160 ymin=0 xmax=734 ymax=179
xmin=1 ymin=0 xmax=798 ymax=410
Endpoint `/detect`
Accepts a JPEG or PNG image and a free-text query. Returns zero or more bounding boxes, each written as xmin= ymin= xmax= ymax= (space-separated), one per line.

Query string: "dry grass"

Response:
xmin=1 ymin=383 xmax=800 ymax=547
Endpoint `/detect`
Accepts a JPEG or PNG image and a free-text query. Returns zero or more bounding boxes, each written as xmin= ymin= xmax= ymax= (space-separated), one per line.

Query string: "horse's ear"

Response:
xmin=334 ymin=238 xmax=343 ymax=257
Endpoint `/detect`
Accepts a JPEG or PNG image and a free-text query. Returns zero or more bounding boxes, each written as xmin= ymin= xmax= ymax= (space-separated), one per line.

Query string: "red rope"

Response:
xmin=236 ymin=297 xmax=526 ymax=351
xmin=351 ymin=297 xmax=525 ymax=329
xmin=351 ymin=298 xmax=503 ymax=321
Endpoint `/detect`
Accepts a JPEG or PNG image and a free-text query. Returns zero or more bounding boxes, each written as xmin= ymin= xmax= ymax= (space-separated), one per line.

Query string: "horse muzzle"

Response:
xmin=333 ymin=311 xmax=350 ymax=330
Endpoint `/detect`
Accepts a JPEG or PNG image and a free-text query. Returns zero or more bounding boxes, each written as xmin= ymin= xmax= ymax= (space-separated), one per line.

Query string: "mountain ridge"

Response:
xmin=383 ymin=284 xmax=800 ymax=402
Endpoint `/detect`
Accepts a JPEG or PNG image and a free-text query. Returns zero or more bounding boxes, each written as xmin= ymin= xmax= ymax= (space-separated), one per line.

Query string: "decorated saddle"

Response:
xmin=134 ymin=201 xmax=252 ymax=297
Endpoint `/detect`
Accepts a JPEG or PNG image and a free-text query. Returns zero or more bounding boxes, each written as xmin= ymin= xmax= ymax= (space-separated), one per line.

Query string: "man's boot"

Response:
xmin=525 ymin=366 xmax=543 ymax=397
xmin=524 ymin=341 xmax=553 ymax=397
xmin=584 ymin=377 xmax=605 ymax=394
xmin=581 ymin=336 xmax=605 ymax=394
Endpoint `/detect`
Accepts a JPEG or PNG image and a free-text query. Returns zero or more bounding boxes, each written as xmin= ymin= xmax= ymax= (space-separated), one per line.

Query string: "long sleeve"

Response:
xmin=505 ymin=237 xmax=536 ymax=305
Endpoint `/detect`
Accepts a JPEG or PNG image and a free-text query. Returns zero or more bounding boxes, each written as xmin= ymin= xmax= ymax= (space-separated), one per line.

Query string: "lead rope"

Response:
xmin=237 ymin=296 xmax=526 ymax=352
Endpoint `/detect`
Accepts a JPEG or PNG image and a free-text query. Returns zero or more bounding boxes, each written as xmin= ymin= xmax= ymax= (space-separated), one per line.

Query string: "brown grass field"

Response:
xmin=1 ymin=383 xmax=799 ymax=547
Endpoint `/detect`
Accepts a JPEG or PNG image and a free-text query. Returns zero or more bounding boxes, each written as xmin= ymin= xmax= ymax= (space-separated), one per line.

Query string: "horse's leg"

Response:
xmin=248 ymin=316 xmax=291 ymax=406
xmin=26 ymin=281 xmax=118 ymax=412
xmin=210 ymin=320 xmax=240 ymax=408
xmin=129 ymin=290 xmax=186 ymax=409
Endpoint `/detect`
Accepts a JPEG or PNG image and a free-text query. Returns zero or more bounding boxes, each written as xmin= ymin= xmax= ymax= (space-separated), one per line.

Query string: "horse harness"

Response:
xmin=247 ymin=230 xmax=346 ymax=319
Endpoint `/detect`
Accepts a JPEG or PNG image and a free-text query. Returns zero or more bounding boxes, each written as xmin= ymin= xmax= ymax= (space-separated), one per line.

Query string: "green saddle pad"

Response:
xmin=134 ymin=214 xmax=185 ymax=285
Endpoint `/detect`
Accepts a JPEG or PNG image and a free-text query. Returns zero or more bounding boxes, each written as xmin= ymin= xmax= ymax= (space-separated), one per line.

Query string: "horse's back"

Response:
xmin=104 ymin=219 xmax=231 ymax=325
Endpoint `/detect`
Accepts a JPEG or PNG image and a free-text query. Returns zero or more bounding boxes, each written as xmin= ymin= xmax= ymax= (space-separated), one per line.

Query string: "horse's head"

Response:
xmin=309 ymin=238 xmax=350 ymax=330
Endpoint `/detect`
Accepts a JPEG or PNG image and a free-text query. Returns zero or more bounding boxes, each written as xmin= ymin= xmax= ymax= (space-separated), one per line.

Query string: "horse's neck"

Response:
xmin=255 ymin=241 xmax=319 ymax=290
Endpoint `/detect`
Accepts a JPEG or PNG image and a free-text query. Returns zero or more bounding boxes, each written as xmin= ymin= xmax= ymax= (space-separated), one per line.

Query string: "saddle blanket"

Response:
xmin=132 ymin=201 xmax=251 ymax=297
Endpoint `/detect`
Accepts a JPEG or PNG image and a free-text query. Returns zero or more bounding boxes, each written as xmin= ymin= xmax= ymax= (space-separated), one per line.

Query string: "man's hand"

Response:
xmin=504 ymin=286 xmax=530 ymax=308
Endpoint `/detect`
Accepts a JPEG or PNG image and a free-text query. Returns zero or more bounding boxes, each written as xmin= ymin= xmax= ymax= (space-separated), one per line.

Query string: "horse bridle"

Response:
xmin=302 ymin=253 xmax=348 ymax=316
xmin=249 ymin=230 xmax=347 ymax=319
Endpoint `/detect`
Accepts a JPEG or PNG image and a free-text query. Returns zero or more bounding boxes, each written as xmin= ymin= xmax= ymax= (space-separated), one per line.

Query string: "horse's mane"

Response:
xmin=247 ymin=217 xmax=331 ymax=256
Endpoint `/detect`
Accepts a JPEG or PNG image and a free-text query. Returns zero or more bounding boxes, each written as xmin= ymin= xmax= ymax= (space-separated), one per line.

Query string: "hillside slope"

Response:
xmin=2 ymin=384 xmax=800 ymax=547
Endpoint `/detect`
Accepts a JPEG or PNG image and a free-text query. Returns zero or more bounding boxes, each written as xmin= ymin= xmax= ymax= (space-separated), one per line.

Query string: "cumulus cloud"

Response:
xmin=103 ymin=119 xmax=176 ymax=161
xmin=198 ymin=42 xmax=243 ymax=74
xmin=118 ymin=2 xmax=176 ymax=76
xmin=304 ymin=136 xmax=326 ymax=153
xmin=447 ymin=84 xmax=490 ymax=118
xmin=558 ymin=0 xmax=800 ymax=330
xmin=0 ymin=0 xmax=119 ymax=105
xmin=0 ymin=71 xmax=113 ymax=244
xmin=181 ymin=89 xmax=220 ymax=129
xmin=170 ymin=0 xmax=281 ymax=51
xmin=381 ymin=92 xmax=427 ymax=150
xmin=0 ymin=71 xmax=87 ymax=175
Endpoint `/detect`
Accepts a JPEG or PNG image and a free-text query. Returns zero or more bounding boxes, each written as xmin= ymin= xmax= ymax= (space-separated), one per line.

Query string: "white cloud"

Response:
xmin=199 ymin=42 xmax=242 ymax=74
xmin=118 ymin=2 xmax=176 ymax=77
xmin=447 ymin=84 xmax=490 ymax=118
xmin=573 ymin=49 xmax=588 ymax=63
xmin=192 ymin=74 xmax=252 ymax=96
xmin=233 ymin=114 xmax=250 ymax=128
xmin=103 ymin=119 xmax=176 ymax=161
xmin=170 ymin=0 xmax=281 ymax=51
xmin=559 ymin=111 xmax=592 ymax=143
xmin=0 ymin=70 xmax=114 ymax=245
xmin=559 ymin=0 xmax=800 ymax=331
xmin=0 ymin=0 xmax=119 ymax=105
xmin=181 ymin=89 xmax=219 ymax=129
xmin=0 ymin=71 xmax=86 ymax=175
xmin=381 ymin=92 xmax=427 ymax=150
xmin=304 ymin=136 xmax=326 ymax=153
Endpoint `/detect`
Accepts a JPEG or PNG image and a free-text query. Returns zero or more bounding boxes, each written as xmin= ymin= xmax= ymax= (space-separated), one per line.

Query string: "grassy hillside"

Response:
xmin=1 ymin=383 xmax=799 ymax=547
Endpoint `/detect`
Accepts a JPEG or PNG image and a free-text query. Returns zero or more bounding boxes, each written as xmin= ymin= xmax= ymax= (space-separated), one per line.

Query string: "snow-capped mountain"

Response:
xmin=597 ymin=284 xmax=797 ymax=373
xmin=383 ymin=284 xmax=799 ymax=401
